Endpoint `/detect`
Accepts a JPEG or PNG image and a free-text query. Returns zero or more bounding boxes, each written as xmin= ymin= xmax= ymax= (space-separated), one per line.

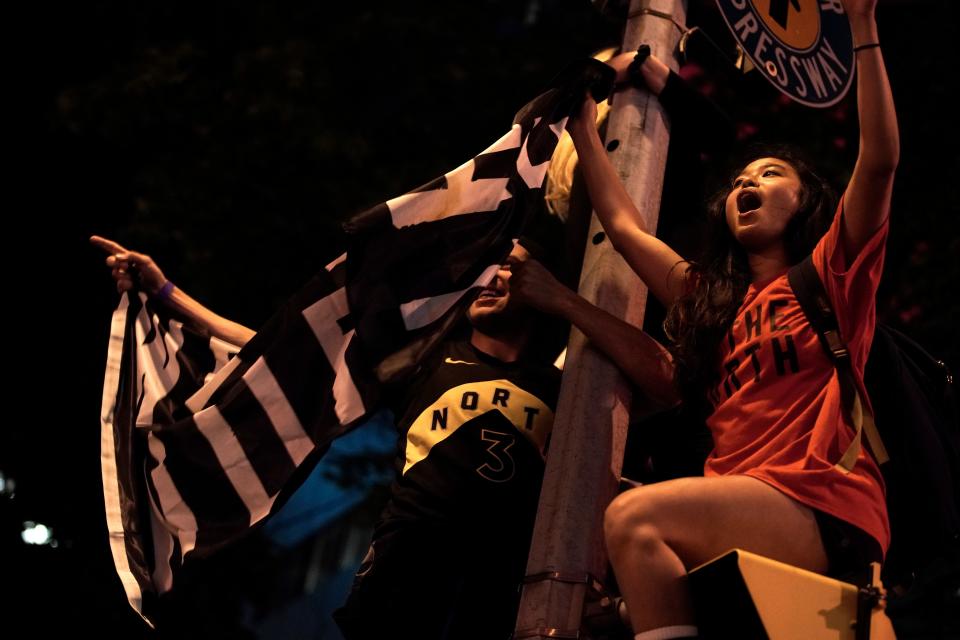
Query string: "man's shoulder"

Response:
xmin=418 ymin=339 xmax=561 ymax=407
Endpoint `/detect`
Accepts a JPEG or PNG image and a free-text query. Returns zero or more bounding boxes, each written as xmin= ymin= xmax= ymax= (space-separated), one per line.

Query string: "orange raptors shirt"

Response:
xmin=705 ymin=201 xmax=890 ymax=554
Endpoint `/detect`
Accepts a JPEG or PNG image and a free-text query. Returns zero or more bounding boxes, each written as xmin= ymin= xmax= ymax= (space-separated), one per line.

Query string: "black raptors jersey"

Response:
xmin=334 ymin=339 xmax=561 ymax=639
xmin=378 ymin=339 xmax=561 ymax=540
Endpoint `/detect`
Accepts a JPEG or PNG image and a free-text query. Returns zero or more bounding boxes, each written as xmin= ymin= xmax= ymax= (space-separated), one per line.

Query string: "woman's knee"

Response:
xmin=604 ymin=489 xmax=663 ymax=555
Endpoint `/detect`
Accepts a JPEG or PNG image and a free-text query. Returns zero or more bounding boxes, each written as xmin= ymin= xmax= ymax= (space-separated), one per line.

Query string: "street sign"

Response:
xmin=716 ymin=0 xmax=854 ymax=107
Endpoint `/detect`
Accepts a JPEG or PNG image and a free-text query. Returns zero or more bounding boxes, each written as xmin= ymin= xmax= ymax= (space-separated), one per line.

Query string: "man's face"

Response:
xmin=466 ymin=244 xmax=530 ymax=330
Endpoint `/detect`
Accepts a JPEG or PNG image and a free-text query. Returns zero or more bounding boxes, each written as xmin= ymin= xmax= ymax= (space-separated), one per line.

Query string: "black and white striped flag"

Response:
xmin=99 ymin=61 xmax=614 ymax=625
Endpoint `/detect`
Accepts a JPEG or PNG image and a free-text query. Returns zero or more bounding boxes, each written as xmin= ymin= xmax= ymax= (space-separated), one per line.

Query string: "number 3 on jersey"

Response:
xmin=476 ymin=429 xmax=516 ymax=482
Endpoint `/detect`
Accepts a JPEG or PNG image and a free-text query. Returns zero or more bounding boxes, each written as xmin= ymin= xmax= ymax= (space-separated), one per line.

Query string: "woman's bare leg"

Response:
xmin=603 ymin=475 xmax=828 ymax=634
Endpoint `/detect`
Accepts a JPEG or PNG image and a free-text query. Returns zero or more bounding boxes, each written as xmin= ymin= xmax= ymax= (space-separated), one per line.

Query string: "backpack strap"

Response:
xmin=787 ymin=256 xmax=890 ymax=472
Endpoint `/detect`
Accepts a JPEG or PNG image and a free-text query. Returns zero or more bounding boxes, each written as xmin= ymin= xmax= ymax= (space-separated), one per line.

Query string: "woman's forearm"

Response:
xmin=165 ymin=286 xmax=256 ymax=347
xmin=569 ymin=121 xmax=687 ymax=306
xmin=569 ymin=121 xmax=648 ymax=240
xmin=841 ymin=10 xmax=899 ymax=256
xmin=851 ymin=16 xmax=899 ymax=175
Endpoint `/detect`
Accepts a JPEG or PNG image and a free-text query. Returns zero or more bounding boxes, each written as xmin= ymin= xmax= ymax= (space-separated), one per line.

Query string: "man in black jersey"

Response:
xmin=333 ymin=243 xmax=564 ymax=640
xmin=333 ymin=223 xmax=679 ymax=639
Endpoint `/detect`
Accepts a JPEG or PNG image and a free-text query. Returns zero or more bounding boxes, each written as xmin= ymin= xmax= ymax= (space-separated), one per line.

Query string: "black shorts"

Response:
xmin=332 ymin=526 xmax=525 ymax=640
xmin=813 ymin=509 xmax=883 ymax=580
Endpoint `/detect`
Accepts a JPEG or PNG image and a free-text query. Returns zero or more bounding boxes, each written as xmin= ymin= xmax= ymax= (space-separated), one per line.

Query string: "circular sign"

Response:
xmin=715 ymin=0 xmax=855 ymax=108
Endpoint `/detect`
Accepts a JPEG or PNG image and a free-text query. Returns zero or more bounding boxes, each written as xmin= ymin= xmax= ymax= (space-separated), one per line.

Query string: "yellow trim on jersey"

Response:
xmin=402 ymin=379 xmax=554 ymax=475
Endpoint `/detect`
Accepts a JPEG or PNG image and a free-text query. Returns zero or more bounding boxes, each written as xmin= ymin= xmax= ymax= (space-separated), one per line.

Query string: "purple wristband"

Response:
xmin=156 ymin=280 xmax=175 ymax=301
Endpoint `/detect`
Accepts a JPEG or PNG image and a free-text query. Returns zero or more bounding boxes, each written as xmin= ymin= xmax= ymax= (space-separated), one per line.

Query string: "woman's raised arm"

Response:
xmin=838 ymin=0 xmax=899 ymax=261
xmin=91 ymin=235 xmax=256 ymax=347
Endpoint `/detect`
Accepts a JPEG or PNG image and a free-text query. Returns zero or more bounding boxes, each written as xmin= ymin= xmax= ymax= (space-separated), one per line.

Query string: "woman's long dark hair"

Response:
xmin=663 ymin=146 xmax=837 ymax=412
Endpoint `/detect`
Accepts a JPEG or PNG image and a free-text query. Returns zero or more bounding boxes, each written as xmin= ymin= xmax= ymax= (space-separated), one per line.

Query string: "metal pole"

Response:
xmin=514 ymin=0 xmax=688 ymax=636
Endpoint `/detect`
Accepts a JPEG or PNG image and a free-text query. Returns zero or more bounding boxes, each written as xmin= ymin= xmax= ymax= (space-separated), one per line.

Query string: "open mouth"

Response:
xmin=737 ymin=190 xmax=762 ymax=214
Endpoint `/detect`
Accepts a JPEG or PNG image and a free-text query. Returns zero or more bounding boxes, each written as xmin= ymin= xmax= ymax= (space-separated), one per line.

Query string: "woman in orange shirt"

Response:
xmin=564 ymin=1 xmax=897 ymax=638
